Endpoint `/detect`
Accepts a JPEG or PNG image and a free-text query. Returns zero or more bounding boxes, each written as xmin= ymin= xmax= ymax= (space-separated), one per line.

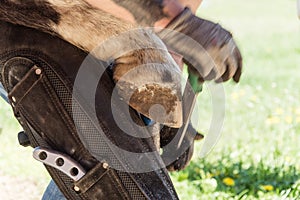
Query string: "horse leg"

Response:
xmin=0 ymin=0 xmax=183 ymax=127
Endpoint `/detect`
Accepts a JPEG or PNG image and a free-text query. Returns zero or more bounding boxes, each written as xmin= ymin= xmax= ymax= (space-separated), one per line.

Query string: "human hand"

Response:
xmin=158 ymin=8 xmax=242 ymax=84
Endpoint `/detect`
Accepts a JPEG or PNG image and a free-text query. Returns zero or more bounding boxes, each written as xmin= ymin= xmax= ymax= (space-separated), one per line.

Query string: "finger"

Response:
xmin=194 ymin=132 xmax=204 ymax=140
xmin=185 ymin=62 xmax=205 ymax=83
xmin=183 ymin=53 xmax=215 ymax=80
xmin=224 ymin=54 xmax=238 ymax=81
xmin=204 ymin=69 xmax=216 ymax=81
xmin=215 ymin=53 xmax=239 ymax=83
xmin=197 ymin=76 xmax=205 ymax=83
xmin=233 ymin=65 xmax=242 ymax=82
xmin=214 ymin=62 xmax=227 ymax=81
xmin=215 ymin=65 xmax=229 ymax=83
xmin=206 ymin=46 xmax=226 ymax=80
xmin=233 ymin=48 xmax=243 ymax=82
xmin=212 ymin=40 xmax=235 ymax=80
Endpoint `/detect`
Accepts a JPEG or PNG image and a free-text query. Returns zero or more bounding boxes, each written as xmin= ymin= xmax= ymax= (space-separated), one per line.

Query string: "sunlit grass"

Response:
xmin=171 ymin=0 xmax=300 ymax=199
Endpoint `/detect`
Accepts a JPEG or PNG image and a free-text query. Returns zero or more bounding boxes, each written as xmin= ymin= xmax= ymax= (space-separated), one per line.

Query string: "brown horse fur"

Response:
xmin=0 ymin=0 xmax=183 ymax=127
xmin=0 ymin=0 xmax=133 ymax=51
xmin=0 ymin=0 xmax=206 ymax=173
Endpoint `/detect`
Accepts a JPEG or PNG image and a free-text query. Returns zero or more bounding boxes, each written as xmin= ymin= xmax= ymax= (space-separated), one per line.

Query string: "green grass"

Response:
xmin=171 ymin=0 xmax=300 ymax=199
xmin=1 ymin=0 xmax=300 ymax=199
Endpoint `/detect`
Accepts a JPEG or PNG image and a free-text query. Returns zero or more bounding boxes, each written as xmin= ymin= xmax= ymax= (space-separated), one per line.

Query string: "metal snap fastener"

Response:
xmin=35 ymin=68 xmax=42 ymax=75
xmin=73 ymin=185 xmax=80 ymax=192
xmin=102 ymin=162 xmax=109 ymax=169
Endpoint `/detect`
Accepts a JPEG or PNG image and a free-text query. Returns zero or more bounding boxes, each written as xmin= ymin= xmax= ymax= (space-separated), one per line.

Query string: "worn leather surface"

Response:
xmin=0 ymin=20 xmax=179 ymax=199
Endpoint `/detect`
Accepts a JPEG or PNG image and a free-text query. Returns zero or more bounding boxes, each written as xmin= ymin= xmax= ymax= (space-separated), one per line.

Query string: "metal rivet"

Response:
xmin=102 ymin=162 xmax=109 ymax=169
xmin=35 ymin=68 xmax=42 ymax=75
xmin=12 ymin=96 xmax=16 ymax=102
xmin=73 ymin=186 xmax=80 ymax=192
xmin=159 ymin=148 xmax=163 ymax=155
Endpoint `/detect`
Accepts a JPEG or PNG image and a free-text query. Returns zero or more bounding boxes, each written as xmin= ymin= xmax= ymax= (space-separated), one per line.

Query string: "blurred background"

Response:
xmin=0 ymin=0 xmax=300 ymax=199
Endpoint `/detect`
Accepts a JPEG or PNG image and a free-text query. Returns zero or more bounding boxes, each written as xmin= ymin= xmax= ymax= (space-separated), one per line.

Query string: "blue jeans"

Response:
xmin=42 ymin=180 xmax=66 ymax=200
xmin=0 ymin=83 xmax=65 ymax=199
xmin=0 ymin=83 xmax=8 ymax=103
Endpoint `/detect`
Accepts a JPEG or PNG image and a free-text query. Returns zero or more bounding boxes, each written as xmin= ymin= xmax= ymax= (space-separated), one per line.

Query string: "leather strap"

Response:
xmin=0 ymin=21 xmax=179 ymax=199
